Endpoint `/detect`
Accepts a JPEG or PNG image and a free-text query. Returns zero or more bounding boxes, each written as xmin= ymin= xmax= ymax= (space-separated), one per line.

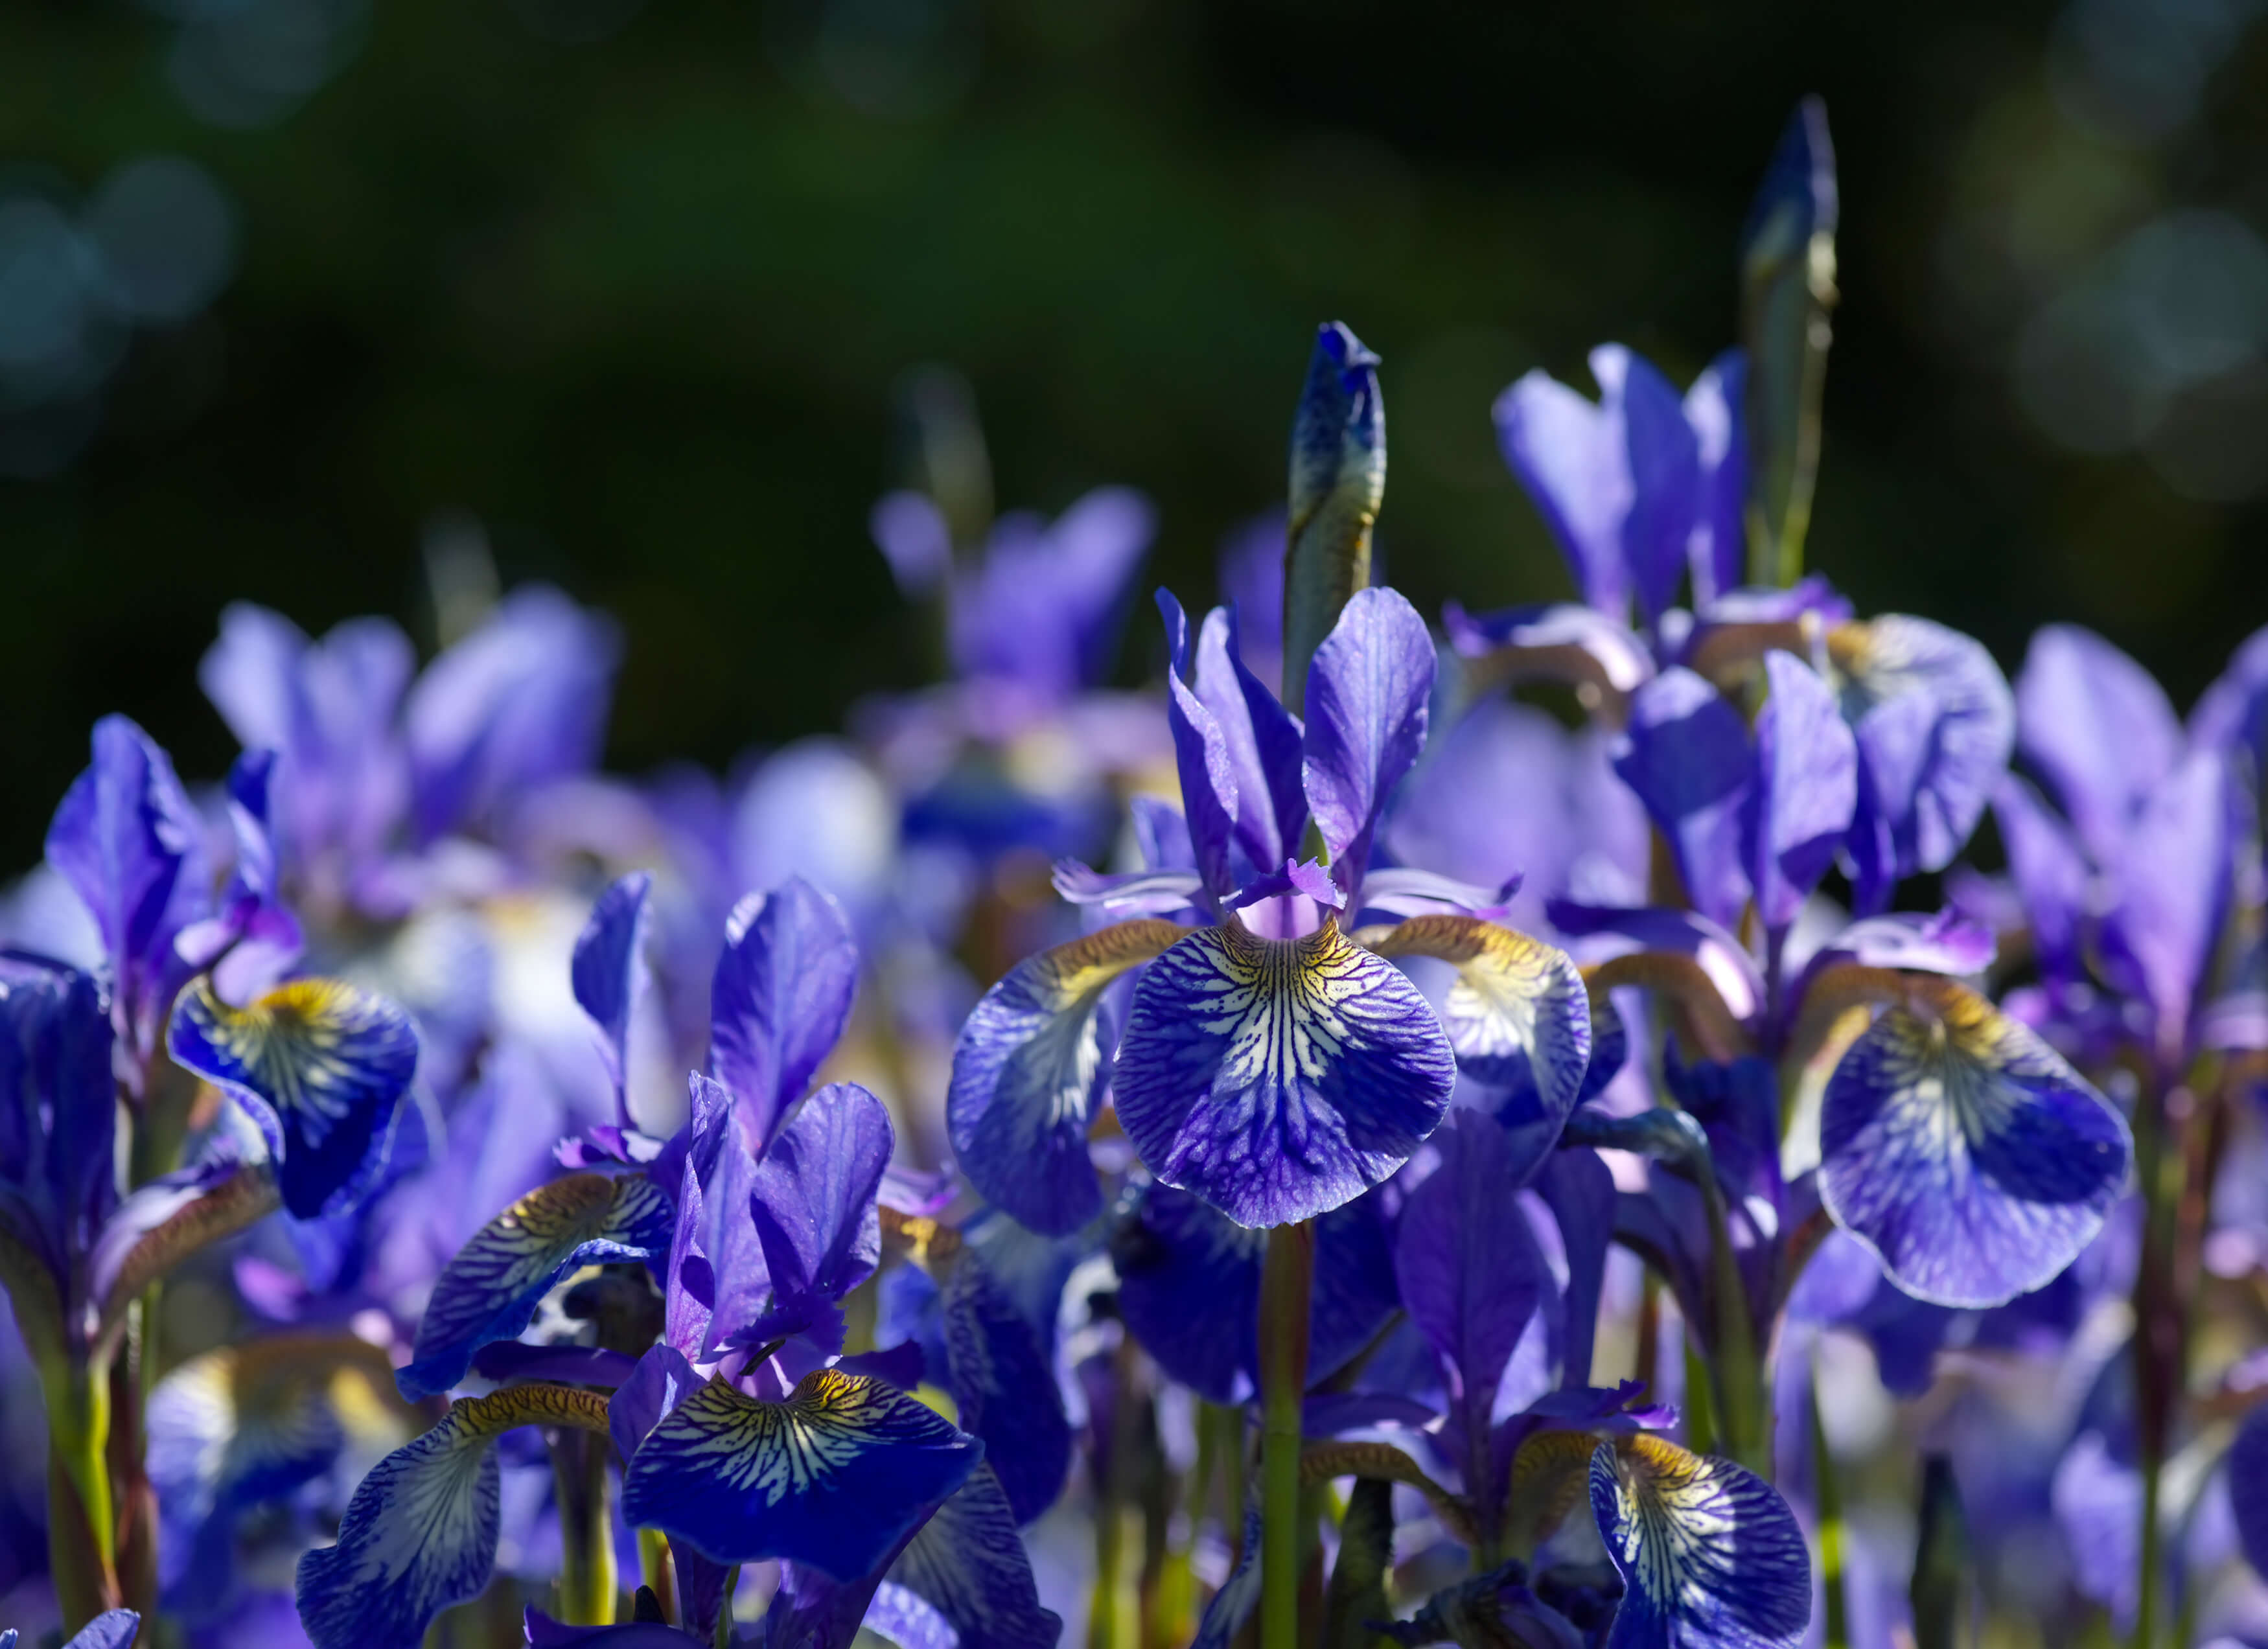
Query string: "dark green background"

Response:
xmin=7 ymin=0 xmax=2266 ymax=865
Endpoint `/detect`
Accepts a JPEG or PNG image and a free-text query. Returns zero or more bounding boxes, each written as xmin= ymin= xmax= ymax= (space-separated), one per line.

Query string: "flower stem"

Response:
xmin=551 ymin=1426 xmax=617 ymax=1624
xmin=1810 ymin=1352 xmax=1847 ymax=1649
xmin=43 ymin=1359 xmax=119 ymax=1632
xmin=1259 ymin=1220 xmax=1315 ymax=1649
xmin=638 ymin=1528 xmax=677 ymax=1626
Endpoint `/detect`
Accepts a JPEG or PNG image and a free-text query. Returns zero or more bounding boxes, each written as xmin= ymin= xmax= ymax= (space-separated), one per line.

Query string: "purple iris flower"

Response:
xmin=949 ymin=578 xmax=1593 ymax=1233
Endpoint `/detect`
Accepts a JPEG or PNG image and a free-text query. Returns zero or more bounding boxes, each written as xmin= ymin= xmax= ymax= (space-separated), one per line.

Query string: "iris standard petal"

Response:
xmin=619 ymin=1368 xmax=984 ymax=1578
xmin=572 ymin=871 xmax=652 ymax=1130
xmin=167 ymin=978 xmax=419 ymax=1220
xmin=1993 ymin=778 xmax=2090 ymax=989
xmin=295 ymin=1384 xmax=609 ymax=1649
xmin=2103 ymin=749 xmax=2234 ymax=1041
xmin=1818 ymin=984 xmax=2131 ymax=1309
xmin=2012 ymin=623 xmax=2178 ymax=860
xmin=1196 ymin=604 xmax=1306 ymax=875
xmin=1494 ymin=369 xmax=1630 ymax=618
xmin=1741 ymin=651 xmax=1855 ymax=934
xmin=395 ymin=1171 xmax=674 ymax=1400
xmin=1157 ymin=589 xmax=1243 ymax=901
xmin=1612 ymin=669 xmax=1755 ymax=932
xmin=1684 ymin=350 xmax=1746 ymax=608
xmin=1588 ymin=1433 xmax=1811 ymax=1649
xmin=868 ymin=1464 xmax=1064 ymax=1649
xmin=939 ymin=1251 xmax=1071 ymax=1525
xmin=1301 ymin=585 xmax=1435 ymax=901
xmin=710 ymin=877 xmax=859 ymax=1148
xmin=1593 ymin=344 xmax=1702 ymax=625
xmin=739 ymin=1082 xmax=893 ymax=1341
xmin=0 ymin=951 xmax=116 ymax=1329
xmin=946 ymin=920 xmax=1183 ymax=1236
xmin=1114 ymin=918 xmax=1457 ymax=1227
xmin=1360 ymin=914 xmax=1591 ymax=1134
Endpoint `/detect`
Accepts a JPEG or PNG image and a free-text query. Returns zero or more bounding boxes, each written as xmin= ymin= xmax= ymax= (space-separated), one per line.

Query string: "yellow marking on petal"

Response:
xmin=446 ymin=1381 xmax=613 ymax=1442
xmin=659 ymin=1371 xmax=902 ymax=1509
xmin=1299 ymin=1438 xmax=1477 ymax=1548
xmin=182 ymin=978 xmax=394 ymax=1146
xmin=1582 ymin=953 xmax=1753 ymax=1063
xmin=1013 ymin=919 xmax=1186 ymax=1008
xmin=1504 ymin=1429 xmax=1601 ymax=1557
xmin=1601 ymin=1434 xmax=1741 ymax=1617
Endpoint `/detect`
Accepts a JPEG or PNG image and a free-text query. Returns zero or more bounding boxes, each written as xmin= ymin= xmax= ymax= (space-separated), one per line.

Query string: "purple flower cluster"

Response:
xmin=3 ymin=95 xmax=2266 ymax=1649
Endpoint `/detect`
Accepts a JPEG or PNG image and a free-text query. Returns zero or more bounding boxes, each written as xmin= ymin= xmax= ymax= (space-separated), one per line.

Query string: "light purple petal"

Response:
xmin=710 ymin=877 xmax=858 ymax=1147
xmin=1302 ymin=586 xmax=1435 ymax=900
xmin=1196 ymin=605 xmax=1307 ymax=874
xmin=1810 ymin=910 xmax=1996 ymax=978
xmin=2103 ymin=749 xmax=2235 ymax=1044
xmin=1157 ymin=590 xmax=1243 ymax=903
xmin=1494 ymin=367 xmax=1630 ymax=616
xmin=1546 ymin=900 xmax=1765 ymax=1024
xmin=1050 ymin=860 xmax=1209 ymax=921
xmin=1610 ymin=669 xmax=1755 ymax=931
xmin=1349 ymin=866 xmax=1523 ymax=923
xmin=1595 ymin=344 xmax=1703 ymax=625
xmin=1742 ymin=651 xmax=1857 ymax=933
xmin=1441 ymin=601 xmax=1654 ymax=695
xmin=2015 ymin=624 xmax=2181 ymax=862
xmin=1684 ymin=349 xmax=1747 ymax=607
xmin=870 ymin=490 xmax=954 ymax=598
xmin=1993 ymin=776 xmax=2091 ymax=989
xmin=572 ymin=872 xmax=653 ymax=1131
xmin=741 ymin=1083 xmax=892 ymax=1336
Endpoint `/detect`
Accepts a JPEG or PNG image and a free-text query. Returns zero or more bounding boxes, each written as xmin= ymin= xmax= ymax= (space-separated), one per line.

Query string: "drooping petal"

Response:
xmin=395 ymin=1171 xmax=674 ymax=1400
xmin=1394 ymin=1113 xmax=1547 ymax=1497
xmin=0 ymin=952 xmax=116 ymax=1330
xmin=2102 ymin=750 xmax=2234 ymax=1043
xmin=938 ymin=1252 xmax=1070 ymax=1525
xmin=2013 ymin=624 xmax=2181 ymax=863
xmin=167 ymin=978 xmax=419 ymax=1220
xmin=1741 ymin=651 xmax=1856 ymax=933
xmin=1302 ymin=586 xmax=1435 ymax=901
xmin=1818 ymin=985 xmax=2131 ymax=1308
xmin=1196 ymin=605 xmax=1307 ymax=875
xmin=1441 ymin=601 xmax=1655 ymax=698
xmin=45 ymin=713 xmax=209 ymax=1089
xmin=946 ymin=921 xmax=1183 ymax=1237
xmin=1833 ymin=616 xmax=2015 ymax=911
xmin=1113 ymin=1183 xmax=1398 ymax=1405
xmin=619 ymin=1368 xmax=984 ymax=1578
xmin=1050 ymin=861 xmax=1208 ymax=921
xmin=1360 ymin=915 xmax=1591 ymax=1141
xmin=1157 ymin=589 xmax=1242 ymax=902
xmin=734 ymin=1083 xmax=893 ymax=1344
xmin=1588 ymin=1433 xmax=1811 ymax=1649
xmin=58 ymin=1612 xmax=141 ymax=1649
xmin=710 ymin=877 xmax=859 ymax=1148
xmin=1114 ymin=919 xmax=1457 ymax=1227
xmin=868 ymin=1464 xmax=1064 ymax=1649
xmin=1284 ymin=321 xmax=1386 ymax=701
xmin=1611 ymin=669 xmax=1755 ymax=931
xmin=296 ymin=1384 xmax=609 ymax=1649
xmin=572 ymin=871 xmax=652 ymax=1131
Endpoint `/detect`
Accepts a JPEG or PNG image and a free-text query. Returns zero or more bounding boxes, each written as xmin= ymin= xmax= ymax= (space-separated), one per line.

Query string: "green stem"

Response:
xmin=638 ymin=1528 xmax=677 ymax=1626
xmin=1258 ymin=1221 xmax=1315 ymax=1649
xmin=1698 ymin=1179 xmax=1766 ymax=1475
xmin=43 ymin=1361 xmax=118 ymax=1632
xmin=2129 ymin=1076 xmax=2178 ymax=1649
xmin=551 ymin=1427 xmax=617 ymax=1624
xmin=1809 ymin=1353 xmax=1847 ymax=1649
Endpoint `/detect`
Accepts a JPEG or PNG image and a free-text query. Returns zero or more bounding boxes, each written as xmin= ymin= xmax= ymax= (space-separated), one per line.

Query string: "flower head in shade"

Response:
xmin=950 ymin=570 xmax=1594 ymax=1232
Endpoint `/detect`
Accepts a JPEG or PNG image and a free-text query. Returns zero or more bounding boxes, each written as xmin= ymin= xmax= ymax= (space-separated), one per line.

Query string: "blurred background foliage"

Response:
xmin=6 ymin=0 xmax=2268 ymax=865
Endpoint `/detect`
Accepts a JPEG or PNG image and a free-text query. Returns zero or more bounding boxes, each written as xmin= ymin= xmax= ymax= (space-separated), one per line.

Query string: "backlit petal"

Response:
xmin=572 ymin=871 xmax=652 ymax=1130
xmin=620 ymin=1368 xmax=983 ymax=1579
xmin=1741 ymin=651 xmax=1855 ymax=933
xmin=710 ymin=877 xmax=858 ymax=1147
xmin=1819 ymin=986 xmax=2131 ymax=1308
xmin=1301 ymin=586 xmax=1435 ymax=900
xmin=1588 ymin=1433 xmax=1810 ymax=1649
xmin=168 ymin=977 xmax=419 ymax=1220
xmin=1114 ymin=919 xmax=1455 ymax=1227
xmin=1612 ymin=669 xmax=1755 ymax=932
xmin=396 ymin=1171 xmax=674 ymax=1400
xmin=947 ymin=921 xmax=1183 ymax=1236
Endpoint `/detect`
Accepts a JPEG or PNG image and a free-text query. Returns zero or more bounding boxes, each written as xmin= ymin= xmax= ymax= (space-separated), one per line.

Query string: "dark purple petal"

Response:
xmin=1196 ymin=605 xmax=1307 ymax=874
xmin=697 ymin=1088 xmax=773 ymax=1361
xmin=1113 ymin=1182 xmax=1398 ymax=1405
xmin=939 ymin=1253 xmax=1070 ymax=1525
xmin=1820 ymin=987 xmax=2131 ymax=1308
xmin=2103 ymin=750 xmax=2235 ymax=1044
xmin=2015 ymin=624 xmax=2181 ymax=863
xmin=45 ymin=714 xmax=208 ymax=1089
xmin=1611 ymin=668 xmax=1755 ymax=931
xmin=710 ymin=877 xmax=858 ymax=1148
xmin=1394 ymin=1113 xmax=1547 ymax=1492
xmin=2233 ymin=1402 xmax=2268 ymax=1582
xmin=404 ymin=585 xmax=621 ymax=844
xmin=0 ymin=952 xmax=116 ymax=1304
xmin=1684 ymin=349 xmax=1747 ymax=607
xmin=1115 ymin=920 xmax=1456 ymax=1227
xmin=573 ymin=872 xmax=653 ymax=1132
xmin=739 ymin=1083 xmax=892 ymax=1340
xmin=1302 ymin=586 xmax=1435 ymax=900
xmin=868 ymin=1464 xmax=1063 ymax=1649
xmin=609 ymin=1343 xmax=699 ymax=1464
xmin=1536 ymin=1147 xmax=1616 ymax=1391
xmin=470 ymin=1343 xmax=636 ymax=1387
xmin=946 ymin=921 xmax=1181 ymax=1236
xmin=1589 ymin=1434 xmax=1811 ymax=1648
xmin=1157 ymin=589 xmax=1244 ymax=902
xmin=1742 ymin=651 xmax=1856 ymax=933
xmin=662 ymin=1073 xmax=732 ymax=1358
